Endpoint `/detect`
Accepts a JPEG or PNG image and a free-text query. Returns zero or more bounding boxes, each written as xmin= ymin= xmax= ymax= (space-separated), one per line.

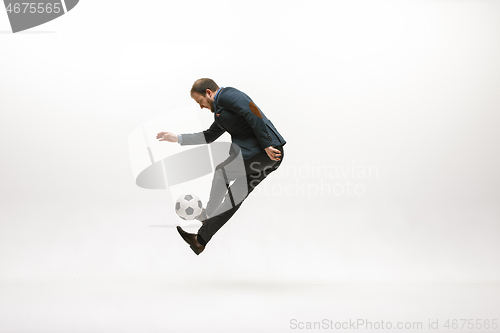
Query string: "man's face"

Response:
xmin=191 ymin=91 xmax=215 ymax=112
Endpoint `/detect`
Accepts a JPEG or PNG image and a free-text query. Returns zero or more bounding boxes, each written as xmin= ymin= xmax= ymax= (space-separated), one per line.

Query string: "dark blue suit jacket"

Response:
xmin=180 ymin=87 xmax=286 ymax=160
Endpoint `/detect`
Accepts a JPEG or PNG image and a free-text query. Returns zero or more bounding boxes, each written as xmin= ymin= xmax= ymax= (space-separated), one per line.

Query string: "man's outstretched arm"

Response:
xmin=157 ymin=121 xmax=225 ymax=145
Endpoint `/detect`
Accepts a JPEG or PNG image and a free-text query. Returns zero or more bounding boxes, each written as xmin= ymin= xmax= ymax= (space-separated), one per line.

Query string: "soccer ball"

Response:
xmin=175 ymin=194 xmax=203 ymax=220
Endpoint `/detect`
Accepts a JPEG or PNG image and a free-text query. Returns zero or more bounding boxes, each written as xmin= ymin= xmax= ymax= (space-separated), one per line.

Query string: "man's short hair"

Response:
xmin=191 ymin=78 xmax=219 ymax=96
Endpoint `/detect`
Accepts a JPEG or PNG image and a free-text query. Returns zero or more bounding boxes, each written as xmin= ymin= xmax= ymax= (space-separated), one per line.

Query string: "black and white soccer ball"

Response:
xmin=175 ymin=194 xmax=203 ymax=220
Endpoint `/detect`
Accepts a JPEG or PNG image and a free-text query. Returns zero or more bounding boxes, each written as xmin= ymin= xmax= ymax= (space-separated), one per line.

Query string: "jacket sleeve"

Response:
xmin=179 ymin=121 xmax=225 ymax=145
xmin=218 ymin=89 xmax=272 ymax=149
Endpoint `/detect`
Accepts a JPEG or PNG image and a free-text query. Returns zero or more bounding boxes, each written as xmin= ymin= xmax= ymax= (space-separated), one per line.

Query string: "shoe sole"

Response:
xmin=190 ymin=246 xmax=202 ymax=255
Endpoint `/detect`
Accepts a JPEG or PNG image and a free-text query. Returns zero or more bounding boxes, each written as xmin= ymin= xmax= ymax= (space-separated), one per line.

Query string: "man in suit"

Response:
xmin=156 ymin=78 xmax=286 ymax=255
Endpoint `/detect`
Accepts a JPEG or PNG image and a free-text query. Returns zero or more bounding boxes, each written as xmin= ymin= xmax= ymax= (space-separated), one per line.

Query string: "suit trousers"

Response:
xmin=197 ymin=145 xmax=284 ymax=246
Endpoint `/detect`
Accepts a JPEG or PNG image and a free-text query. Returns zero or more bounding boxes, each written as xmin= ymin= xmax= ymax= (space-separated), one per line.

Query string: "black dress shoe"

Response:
xmin=176 ymin=226 xmax=205 ymax=255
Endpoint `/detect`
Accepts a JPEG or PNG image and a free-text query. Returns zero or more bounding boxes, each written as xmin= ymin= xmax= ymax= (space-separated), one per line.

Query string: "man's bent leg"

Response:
xmin=204 ymin=167 xmax=231 ymax=217
xmin=197 ymin=147 xmax=284 ymax=245
xmin=204 ymin=149 xmax=247 ymax=218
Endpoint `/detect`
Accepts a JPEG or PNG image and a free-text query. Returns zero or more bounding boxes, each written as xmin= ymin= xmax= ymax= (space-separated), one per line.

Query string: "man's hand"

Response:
xmin=156 ymin=131 xmax=178 ymax=143
xmin=265 ymin=146 xmax=281 ymax=161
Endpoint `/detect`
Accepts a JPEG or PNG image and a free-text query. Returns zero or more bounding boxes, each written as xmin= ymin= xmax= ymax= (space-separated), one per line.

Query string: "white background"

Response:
xmin=1 ymin=1 xmax=499 ymax=332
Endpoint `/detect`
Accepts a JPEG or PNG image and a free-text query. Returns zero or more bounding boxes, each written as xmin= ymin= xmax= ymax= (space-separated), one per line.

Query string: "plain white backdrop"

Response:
xmin=1 ymin=1 xmax=499 ymax=332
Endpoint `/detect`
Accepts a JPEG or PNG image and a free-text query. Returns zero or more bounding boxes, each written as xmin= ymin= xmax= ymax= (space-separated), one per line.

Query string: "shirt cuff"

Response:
xmin=177 ymin=134 xmax=182 ymax=144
